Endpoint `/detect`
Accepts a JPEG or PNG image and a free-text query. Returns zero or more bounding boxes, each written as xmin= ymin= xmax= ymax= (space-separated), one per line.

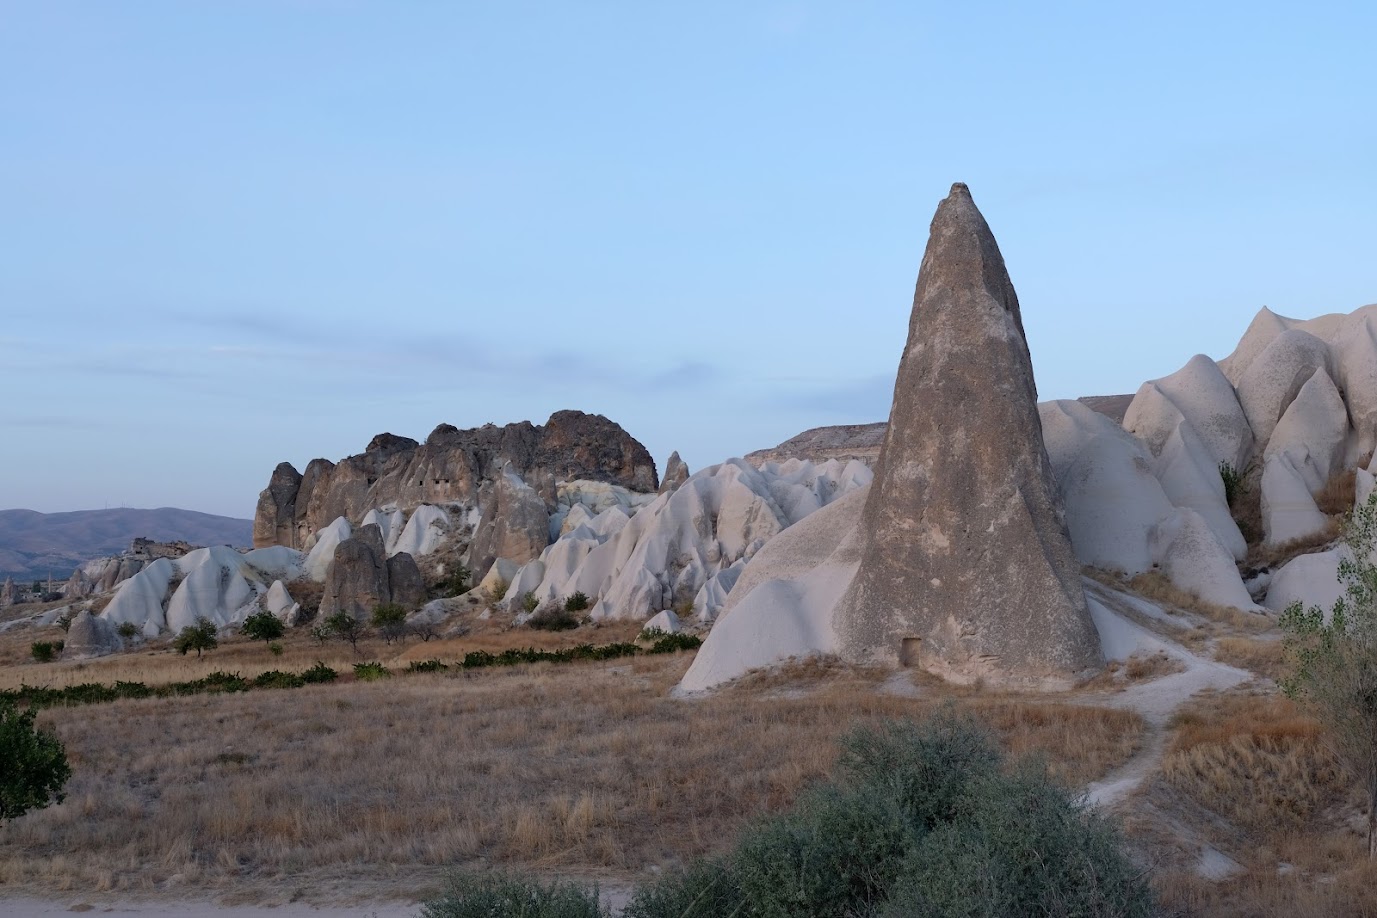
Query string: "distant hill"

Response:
xmin=0 ymin=508 xmax=253 ymax=581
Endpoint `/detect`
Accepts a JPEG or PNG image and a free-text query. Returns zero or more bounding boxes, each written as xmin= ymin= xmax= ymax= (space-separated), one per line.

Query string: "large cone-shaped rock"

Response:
xmin=65 ymin=609 xmax=123 ymax=659
xmin=833 ymin=183 xmax=1101 ymax=689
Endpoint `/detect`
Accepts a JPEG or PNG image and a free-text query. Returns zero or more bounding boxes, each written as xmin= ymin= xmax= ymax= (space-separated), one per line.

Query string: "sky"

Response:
xmin=1 ymin=2 xmax=1374 ymax=519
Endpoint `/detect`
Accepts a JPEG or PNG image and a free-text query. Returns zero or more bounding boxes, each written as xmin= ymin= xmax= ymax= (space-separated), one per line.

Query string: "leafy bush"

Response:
xmin=489 ymin=578 xmax=510 ymax=602
xmin=0 ymin=703 xmax=72 ymax=825
xmin=253 ymin=670 xmax=306 ymax=690
xmin=372 ymin=603 xmax=409 ymax=644
xmin=268 ymin=641 xmax=284 ymax=656
xmin=563 ymin=591 xmax=590 ymax=613
xmin=54 ymin=611 xmax=74 ymax=632
xmin=1219 ymin=461 xmax=1245 ymax=508
xmin=323 ymin=611 xmax=367 ymax=654
xmin=626 ymin=709 xmax=1154 ymax=918
xmin=353 ymin=661 xmax=391 ymax=681
xmin=30 ymin=641 xmax=61 ymax=663
xmin=442 ymin=564 xmax=472 ymax=598
xmin=421 ymin=871 xmax=606 ymax=918
xmin=172 ymin=618 xmax=219 ymax=657
xmin=622 ymin=858 xmax=743 ymax=918
xmin=521 ymin=591 xmax=540 ymax=614
xmin=116 ymin=621 xmax=139 ymax=640
xmin=241 ymin=608 xmax=285 ymax=646
xmin=646 ymin=633 xmax=702 ymax=654
xmin=406 ymin=659 xmax=449 ymax=674
xmin=302 ymin=661 xmax=338 ymax=684
xmin=527 ymin=602 xmax=581 ymax=632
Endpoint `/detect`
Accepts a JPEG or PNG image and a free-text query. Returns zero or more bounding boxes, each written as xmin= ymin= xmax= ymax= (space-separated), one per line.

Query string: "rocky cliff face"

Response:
xmin=254 ymin=410 xmax=659 ymax=548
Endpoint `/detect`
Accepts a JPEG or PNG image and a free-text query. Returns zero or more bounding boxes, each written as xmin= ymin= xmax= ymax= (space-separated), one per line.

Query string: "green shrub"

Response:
xmin=734 ymin=785 xmax=913 ymax=917
xmin=528 ymin=602 xmax=580 ymax=631
xmin=371 ymin=603 xmax=409 ymax=644
xmin=521 ymin=591 xmax=540 ymax=614
xmin=406 ymin=659 xmax=449 ymax=674
xmin=116 ymin=622 xmax=139 ymax=640
xmin=54 ymin=611 xmax=74 ymax=632
xmin=622 ymin=858 xmax=743 ymax=918
xmin=323 ymin=611 xmax=367 ymax=654
xmin=442 ymin=564 xmax=472 ymax=598
xmin=626 ymin=709 xmax=1153 ymax=918
xmin=880 ymin=761 xmax=1154 ymax=917
xmin=30 ymin=641 xmax=61 ymax=663
xmin=353 ymin=661 xmax=390 ymax=682
xmin=268 ymin=641 xmax=284 ymax=656
xmin=241 ymin=608 xmax=285 ymax=646
xmin=172 ymin=618 xmax=219 ymax=657
xmin=253 ymin=670 xmax=306 ymax=690
xmin=301 ymin=661 xmax=338 ymax=684
xmin=0 ymin=703 xmax=72 ymax=825
xmin=1219 ymin=461 xmax=1244 ymax=508
xmin=421 ymin=871 xmax=607 ymax=918
xmin=563 ymin=591 xmax=590 ymax=613
xmin=647 ymin=633 xmax=702 ymax=654
xmin=489 ymin=578 xmax=510 ymax=602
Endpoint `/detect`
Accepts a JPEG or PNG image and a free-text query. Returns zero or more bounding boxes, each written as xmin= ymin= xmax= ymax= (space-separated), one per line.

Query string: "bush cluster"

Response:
xmin=527 ymin=602 xmax=581 ymax=632
xmin=30 ymin=641 xmax=63 ymax=663
xmin=353 ymin=661 xmax=391 ymax=681
xmin=422 ymin=712 xmax=1156 ymax=918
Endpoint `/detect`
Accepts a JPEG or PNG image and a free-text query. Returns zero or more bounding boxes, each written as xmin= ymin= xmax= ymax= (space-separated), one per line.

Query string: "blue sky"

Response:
xmin=2 ymin=2 xmax=1373 ymax=518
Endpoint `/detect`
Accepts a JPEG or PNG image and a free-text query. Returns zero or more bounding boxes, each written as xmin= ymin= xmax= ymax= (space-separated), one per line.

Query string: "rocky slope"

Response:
xmin=254 ymin=410 xmax=658 ymax=549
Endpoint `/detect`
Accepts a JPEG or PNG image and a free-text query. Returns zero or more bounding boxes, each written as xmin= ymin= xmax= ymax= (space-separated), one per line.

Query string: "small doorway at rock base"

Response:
xmin=899 ymin=638 xmax=922 ymax=668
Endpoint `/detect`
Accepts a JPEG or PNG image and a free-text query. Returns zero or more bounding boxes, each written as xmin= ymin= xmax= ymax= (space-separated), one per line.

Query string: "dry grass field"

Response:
xmin=4 ymin=575 xmax=1377 ymax=915
xmin=0 ymin=623 xmax=1145 ymax=904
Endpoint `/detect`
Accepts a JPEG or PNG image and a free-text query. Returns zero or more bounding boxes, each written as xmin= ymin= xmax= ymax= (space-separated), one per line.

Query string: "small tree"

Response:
xmin=371 ymin=603 xmax=408 ymax=645
xmin=443 ymin=564 xmax=472 ymax=598
xmin=0 ymin=703 xmax=72 ymax=825
xmin=30 ymin=641 xmax=61 ymax=663
xmin=241 ymin=609 xmax=285 ymax=648
xmin=323 ymin=611 xmax=367 ymax=655
xmin=116 ymin=621 xmax=139 ymax=641
xmin=1282 ymin=489 xmax=1377 ymax=858
xmin=564 ymin=591 xmax=590 ymax=613
xmin=173 ymin=618 xmax=219 ymax=658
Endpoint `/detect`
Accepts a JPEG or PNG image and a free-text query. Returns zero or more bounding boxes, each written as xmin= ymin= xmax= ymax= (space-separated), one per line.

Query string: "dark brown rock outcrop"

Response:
xmin=833 ymin=183 xmax=1101 ymax=690
xmin=318 ymin=523 xmax=427 ymax=620
xmin=253 ymin=411 xmax=657 ymax=548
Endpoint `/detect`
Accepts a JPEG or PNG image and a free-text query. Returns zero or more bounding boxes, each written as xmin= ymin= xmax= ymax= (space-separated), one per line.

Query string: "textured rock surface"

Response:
xmin=64 ymin=609 xmax=122 ymax=658
xmin=468 ymin=467 xmax=552 ymax=579
xmin=319 ymin=527 xmax=391 ymax=621
xmin=386 ymin=552 xmax=426 ymax=609
xmin=0 ymin=577 xmax=14 ymax=606
xmin=832 ymin=183 xmax=1101 ymax=689
xmin=253 ymin=462 xmax=304 ymax=549
xmin=659 ymin=452 xmax=690 ymax=493
xmin=746 ymin=423 xmax=887 ymax=467
xmin=252 ymin=411 xmax=658 ymax=548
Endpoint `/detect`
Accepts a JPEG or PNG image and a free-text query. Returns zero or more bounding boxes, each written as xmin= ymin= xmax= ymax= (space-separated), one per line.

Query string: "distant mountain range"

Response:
xmin=0 ymin=508 xmax=253 ymax=582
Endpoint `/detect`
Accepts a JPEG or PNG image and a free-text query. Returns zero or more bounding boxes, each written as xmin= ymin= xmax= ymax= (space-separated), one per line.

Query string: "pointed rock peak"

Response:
xmin=659 ymin=451 xmax=691 ymax=494
xmin=834 ymin=182 xmax=1101 ymax=690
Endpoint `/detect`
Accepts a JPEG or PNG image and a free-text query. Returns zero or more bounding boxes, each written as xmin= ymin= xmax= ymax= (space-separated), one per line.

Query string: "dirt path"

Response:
xmin=1080 ymin=581 xmax=1252 ymax=808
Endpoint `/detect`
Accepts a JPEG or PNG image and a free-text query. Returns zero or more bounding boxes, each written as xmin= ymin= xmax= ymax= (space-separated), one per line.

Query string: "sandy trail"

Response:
xmin=1081 ymin=580 xmax=1253 ymax=808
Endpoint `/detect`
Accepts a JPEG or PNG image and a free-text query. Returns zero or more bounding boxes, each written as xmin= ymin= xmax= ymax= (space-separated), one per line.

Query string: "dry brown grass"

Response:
xmin=1140 ymin=689 xmax=1377 ymax=916
xmin=0 ymin=618 xmax=646 ymax=692
xmin=1214 ymin=635 xmax=1287 ymax=682
xmin=1315 ymin=468 xmax=1358 ymax=516
xmin=1127 ymin=571 xmax=1273 ymax=633
xmin=1248 ymin=521 xmax=1342 ymax=568
xmin=0 ymin=651 xmax=1145 ymax=900
xmin=1161 ymin=692 xmax=1345 ymax=837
